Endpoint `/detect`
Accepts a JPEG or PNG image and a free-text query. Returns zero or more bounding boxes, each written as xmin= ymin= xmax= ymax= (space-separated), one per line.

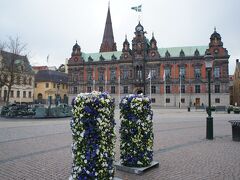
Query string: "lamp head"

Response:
xmin=204 ymin=52 xmax=213 ymax=70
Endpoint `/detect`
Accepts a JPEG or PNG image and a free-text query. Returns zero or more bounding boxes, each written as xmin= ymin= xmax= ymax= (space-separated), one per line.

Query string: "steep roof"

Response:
xmin=99 ymin=6 xmax=117 ymax=52
xmin=81 ymin=46 xmax=208 ymax=62
xmin=0 ymin=50 xmax=34 ymax=74
xmin=35 ymin=70 xmax=68 ymax=83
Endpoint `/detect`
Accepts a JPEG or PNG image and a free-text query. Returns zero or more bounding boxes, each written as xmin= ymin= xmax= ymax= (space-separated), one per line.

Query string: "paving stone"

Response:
xmin=0 ymin=108 xmax=239 ymax=180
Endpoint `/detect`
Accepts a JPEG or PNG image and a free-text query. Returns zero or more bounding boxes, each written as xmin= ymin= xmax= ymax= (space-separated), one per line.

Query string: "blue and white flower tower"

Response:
xmin=70 ymin=91 xmax=116 ymax=180
xmin=119 ymin=94 xmax=154 ymax=168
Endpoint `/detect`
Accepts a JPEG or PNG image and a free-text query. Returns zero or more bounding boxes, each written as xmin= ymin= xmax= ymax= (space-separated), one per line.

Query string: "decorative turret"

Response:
xmin=209 ymin=27 xmax=223 ymax=48
xmin=132 ymin=22 xmax=147 ymax=57
xmin=71 ymin=41 xmax=81 ymax=56
xmin=120 ymin=35 xmax=132 ymax=60
xmin=69 ymin=41 xmax=83 ymax=64
xmin=150 ymin=33 xmax=157 ymax=50
xmin=122 ymin=35 xmax=130 ymax=52
xmin=100 ymin=5 xmax=117 ymax=52
xmin=207 ymin=27 xmax=229 ymax=57
xmin=149 ymin=32 xmax=160 ymax=58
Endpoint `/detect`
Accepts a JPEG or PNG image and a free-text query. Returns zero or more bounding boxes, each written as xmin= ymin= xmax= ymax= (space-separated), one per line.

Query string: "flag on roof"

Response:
xmin=131 ymin=5 xmax=142 ymax=12
xmin=147 ymin=71 xmax=151 ymax=80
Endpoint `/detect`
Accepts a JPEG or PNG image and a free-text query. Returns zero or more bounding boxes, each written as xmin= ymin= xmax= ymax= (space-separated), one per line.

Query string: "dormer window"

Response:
xmin=111 ymin=54 xmax=117 ymax=60
xmin=99 ymin=55 xmax=105 ymax=61
xmin=88 ymin=56 xmax=93 ymax=62
xmin=180 ymin=50 xmax=185 ymax=57
xmin=194 ymin=49 xmax=200 ymax=57
xmin=165 ymin=51 xmax=170 ymax=58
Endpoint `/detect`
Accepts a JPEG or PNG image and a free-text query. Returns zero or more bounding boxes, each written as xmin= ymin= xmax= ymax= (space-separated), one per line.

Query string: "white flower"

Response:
xmin=80 ymin=131 xmax=85 ymax=138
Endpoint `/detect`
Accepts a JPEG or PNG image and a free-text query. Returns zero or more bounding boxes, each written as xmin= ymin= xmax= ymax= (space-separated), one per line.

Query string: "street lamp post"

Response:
xmin=205 ymin=53 xmax=214 ymax=140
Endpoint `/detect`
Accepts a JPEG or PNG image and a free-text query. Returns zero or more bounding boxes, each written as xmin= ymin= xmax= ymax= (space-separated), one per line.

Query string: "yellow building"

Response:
xmin=233 ymin=59 xmax=240 ymax=106
xmin=34 ymin=70 xmax=68 ymax=105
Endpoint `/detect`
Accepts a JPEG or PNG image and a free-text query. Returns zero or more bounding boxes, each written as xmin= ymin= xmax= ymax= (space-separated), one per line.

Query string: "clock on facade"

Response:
xmin=74 ymin=57 xmax=78 ymax=62
xmin=124 ymin=54 xmax=128 ymax=59
xmin=151 ymin=52 xmax=156 ymax=57
xmin=136 ymin=25 xmax=143 ymax=32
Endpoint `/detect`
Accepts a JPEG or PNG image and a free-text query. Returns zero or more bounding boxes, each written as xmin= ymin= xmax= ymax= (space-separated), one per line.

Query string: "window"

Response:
xmin=165 ymin=68 xmax=171 ymax=79
xmin=195 ymin=85 xmax=201 ymax=93
xmin=181 ymin=98 xmax=185 ymax=103
xmin=17 ymin=91 xmax=20 ymax=98
xmin=98 ymin=71 xmax=104 ymax=81
xmin=110 ymin=70 xmax=116 ymax=81
xmin=150 ymin=69 xmax=157 ymax=79
xmin=123 ymin=86 xmax=128 ymax=94
xmin=123 ymin=69 xmax=128 ymax=79
xmin=194 ymin=68 xmax=201 ymax=79
xmin=10 ymin=90 xmax=14 ymax=98
xmin=179 ymin=67 xmax=185 ymax=79
xmin=62 ymin=84 xmax=64 ymax=89
xmin=74 ymin=86 xmax=78 ymax=94
xmin=214 ymin=67 xmax=220 ymax=78
xmin=166 ymin=98 xmax=170 ymax=103
xmin=215 ymin=85 xmax=220 ymax=93
xmin=35 ymin=83 xmax=37 ymax=88
xmin=99 ymin=86 xmax=103 ymax=92
xmin=181 ymin=85 xmax=185 ymax=93
xmin=111 ymin=86 xmax=115 ymax=94
xmin=87 ymin=86 xmax=91 ymax=93
xmin=215 ymin=98 xmax=220 ymax=103
xmin=23 ymin=91 xmax=26 ymax=98
xmin=166 ymin=85 xmax=171 ymax=94
xmin=151 ymin=98 xmax=156 ymax=103
xmin=87 ymin=72 xmax=92 ymax=81
xmin=53 ymin=83 xmax=56 ymax=88
xmin=46 ymin=83 xmax=49 ymax=88
xmin=28 ymin=91 xmax=32 ymax=98
xmin=151 ymin=86 xmax=156 ymax=94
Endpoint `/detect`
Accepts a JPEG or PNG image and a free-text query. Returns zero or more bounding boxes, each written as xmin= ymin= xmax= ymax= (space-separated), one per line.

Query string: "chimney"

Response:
xmin=237 ymin=59 xmax=239 ymax=63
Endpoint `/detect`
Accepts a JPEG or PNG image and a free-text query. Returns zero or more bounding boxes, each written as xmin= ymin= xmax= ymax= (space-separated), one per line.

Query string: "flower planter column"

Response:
xmin=70 ymin=92 xmax=116 ymax=180
xmin=119 ymin=94 xmax=154 ymax=167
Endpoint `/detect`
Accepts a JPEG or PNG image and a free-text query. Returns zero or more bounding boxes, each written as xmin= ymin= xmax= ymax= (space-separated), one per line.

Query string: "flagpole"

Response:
xmin=105 ymin=68 xmax=107 ymax=92
xmin=180 ymin=72 xmax=182 ymax=108
xmin=118 ymin=74 xmax=121 ymax=103
xmin=93 ymin=66 xmax=95 ymax=91
xmin=149 ymin=71 xmax=152 ymax=100
xmin=164 ymin=70 xmax=166 ymax=108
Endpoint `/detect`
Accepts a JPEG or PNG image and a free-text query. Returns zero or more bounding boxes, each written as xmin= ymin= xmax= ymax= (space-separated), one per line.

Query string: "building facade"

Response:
xmin=34 ymin=70 xmax=68 ymax=105
xmin=0 ymin=50 xmax=34 ymax=104
xmin=233 ymin=59 xmax=240 ymax=106
xmin=67 ymin=7 xmax=230 ymax=107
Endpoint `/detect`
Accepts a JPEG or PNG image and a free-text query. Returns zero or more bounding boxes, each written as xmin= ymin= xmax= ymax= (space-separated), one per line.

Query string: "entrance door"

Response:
xmin=195 ymin=98 xmax=200 ymax=107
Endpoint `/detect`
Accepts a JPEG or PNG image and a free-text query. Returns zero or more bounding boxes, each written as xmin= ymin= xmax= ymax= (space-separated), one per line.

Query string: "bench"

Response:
xmin=215 ymin=106 xmax=226 ymax=112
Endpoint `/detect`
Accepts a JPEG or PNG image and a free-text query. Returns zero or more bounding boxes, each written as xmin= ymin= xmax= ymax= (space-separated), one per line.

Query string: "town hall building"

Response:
xmin=67 ymin=6 xmax=230 ymax=107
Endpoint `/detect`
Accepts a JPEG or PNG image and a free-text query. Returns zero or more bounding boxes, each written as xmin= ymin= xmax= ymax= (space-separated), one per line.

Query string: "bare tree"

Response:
xmin=0 ymin=40 xmax=6 ymax=51
xmin=0 ymin=36 xmax=27 ymax=104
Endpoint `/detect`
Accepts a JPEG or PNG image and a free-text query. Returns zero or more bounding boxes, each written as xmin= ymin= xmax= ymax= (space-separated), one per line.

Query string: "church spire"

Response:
xmin=100 ymin=5 xmax=117 ymax=52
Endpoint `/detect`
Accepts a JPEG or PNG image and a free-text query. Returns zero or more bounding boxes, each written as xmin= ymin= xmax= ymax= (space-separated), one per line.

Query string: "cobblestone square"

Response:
xmin=0 ymin=108 xmax=239 ymax=180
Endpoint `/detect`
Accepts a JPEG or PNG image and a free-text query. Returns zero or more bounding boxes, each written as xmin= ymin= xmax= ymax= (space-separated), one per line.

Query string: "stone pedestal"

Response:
xmin=115 ymin=161 xmax=159 ymax=175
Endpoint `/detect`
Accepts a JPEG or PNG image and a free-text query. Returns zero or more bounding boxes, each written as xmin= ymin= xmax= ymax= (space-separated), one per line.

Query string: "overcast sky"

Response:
xmin=1 ymin=0 xmax=239 ymax=74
